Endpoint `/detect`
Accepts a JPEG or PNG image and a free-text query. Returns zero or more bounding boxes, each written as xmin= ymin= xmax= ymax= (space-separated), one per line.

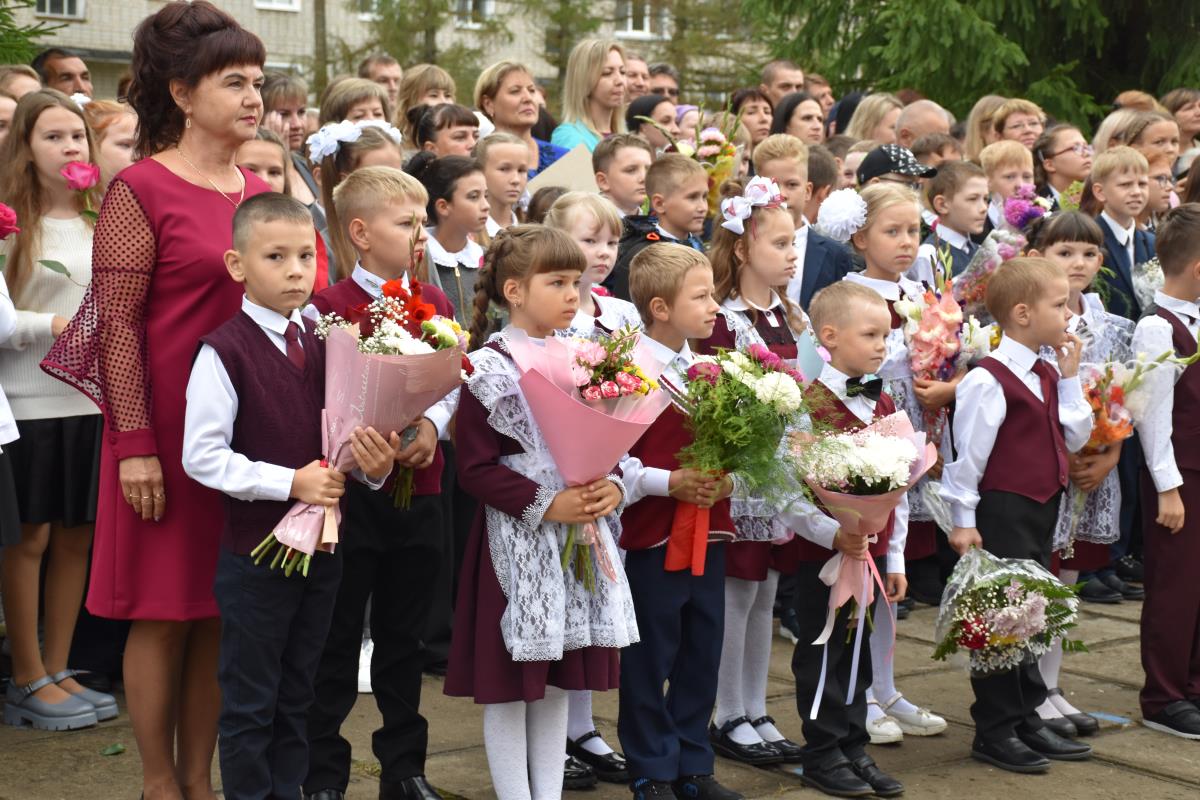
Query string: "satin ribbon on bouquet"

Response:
xmin=562 ymin=517 xmax=620 ymax=590
xmin=665 ymin=501 xmax=710 ymax=575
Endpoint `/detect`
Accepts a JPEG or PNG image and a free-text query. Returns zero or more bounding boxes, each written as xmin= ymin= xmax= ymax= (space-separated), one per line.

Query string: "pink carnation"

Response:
xmin=615 ymin=371 xmax=641 ymax=392
xmin=600 ymin=380 xmax=620 ymax=399
xmin=687 ymin=361 xmax=721 ymax=385
xmin=581 ymin=385 xmax=603 ymax=402
xmin=696 ymin=144 xmax=722 ymax=159
xmin=573 ymin=340 xmax=607 ymax=367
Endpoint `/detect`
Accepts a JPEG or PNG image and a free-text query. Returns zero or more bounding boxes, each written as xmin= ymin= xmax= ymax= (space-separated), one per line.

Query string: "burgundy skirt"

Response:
xmin=1056 ymin=539 xmax=1111 ymax=573
xmin=726 ymin=539 xmax=773 ymax=581
xmin=444 ymin=513 xmax=620 ymax=704
xmin=904 ymin=520 xmax=939 ymax=561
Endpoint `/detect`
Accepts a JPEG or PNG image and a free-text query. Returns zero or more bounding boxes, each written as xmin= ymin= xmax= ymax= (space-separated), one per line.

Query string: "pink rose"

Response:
xmin=60 ymin=161 xmax=100 ymax=192
xmin=0 ymin=203 xmax=19 ymax=238
xmin=687 ymin=360 xmax=721 ymax=385
xmin=600 ymin=380 xmax=620 ymax=399
xmin=581 ymin=385 xmax=603 ymax=402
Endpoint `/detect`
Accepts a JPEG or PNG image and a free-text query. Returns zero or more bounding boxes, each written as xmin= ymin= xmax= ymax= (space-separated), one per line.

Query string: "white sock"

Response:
xmin=865 ymin=688 xmax=886 ymax=722
xmin=746 ymin=571 xmax=785 ymax=742
xmin=715 ymin=577 xmax=760 ymax=745
xmin=566 ymin=690 xmax=613 ymax=755
xmin=484 ymin=701 xmax=530 ymax=800
xmin=867 ymin=596 xmax=920 ymax=716
xmin=1039 ymin=638 xmax=1064 ymax=690
xmin=1036 ymin=697 xmax=1065 ymax=720
xmin=1049 ymin=690 xmax=1084 ymax=718
xmin=528 ymin=688 xmax=569 ymax=800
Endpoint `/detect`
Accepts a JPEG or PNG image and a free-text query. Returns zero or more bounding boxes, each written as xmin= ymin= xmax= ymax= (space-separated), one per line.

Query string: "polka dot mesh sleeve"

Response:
xmin=41 ymin=178 xmax=157 ymax=451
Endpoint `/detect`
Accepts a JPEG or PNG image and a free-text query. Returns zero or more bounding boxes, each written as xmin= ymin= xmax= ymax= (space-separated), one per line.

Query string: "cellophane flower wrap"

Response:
xmin=952 ymin=227 xmax=1026 ymax=323
xmin=252 ymin=279 xmax=467 ymax=577
xmin=672 ymin=346 xmax=807 ymax=575
xmin=1131 ymin=257 xmax=1164 ymax=315
xmin=659 ymin=113 xmax=743 ymax=217
xmin=505 ymin=326 xmax=671 ymax=592
xmin=933 ymin=547 xmax=1085 ymax=676
xmin=793 ymin=410 xmax=936 ymax=718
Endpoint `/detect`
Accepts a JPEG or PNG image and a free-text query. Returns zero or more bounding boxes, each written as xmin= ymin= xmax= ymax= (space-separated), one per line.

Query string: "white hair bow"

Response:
xmin=70 ymin=93 xmax=91 ymax=109
xmin=355 ymin=119 xmax=404 ymax=146
xmin=306 ymin=120 xmax=362 ymax=162
xmin=719 ymin=176 xmax=785 ymax=235
xmin=814 ymin=188 xmax=869 ymax=244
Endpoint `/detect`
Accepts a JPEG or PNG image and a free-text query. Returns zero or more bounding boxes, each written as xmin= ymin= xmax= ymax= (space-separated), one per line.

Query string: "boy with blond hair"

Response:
xmin=978 ymin=139 xmax=1035 ymax=242
xmin=1092 ymin=145 xmax=1153 ymax=320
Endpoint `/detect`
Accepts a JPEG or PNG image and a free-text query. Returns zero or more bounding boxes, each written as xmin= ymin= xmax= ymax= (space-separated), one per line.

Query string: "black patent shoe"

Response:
xmin=1016 ymin=726 xmax=1092 ymax=761
xmin=970 ymin=737 xmax=1050 ymax=773
xmin=564 ymin=755 xmax=599 ymax=790
xmin=849 ymin=755 xmax=904 ymax=797
xmin=1038 ymin=714 xmax=1077 ymax=739
xmin=708 ymin=716 xmax=784 ymax=765
xmin=1099 ymin=572 xmax=1144 ymax=600
xmin=631 ymin=778 xmax=676 ymax=799
xmin=568 ymin=730 xmax=630 ymax=783
xmin=1114 ymin=554 xmax=1144 ymax=584
xmin=379 ymin=776 xmax=443 ymax=800
xmin=1046 ymin=688 xmax=1099 ymax=736
xmin=749 ymin=715 xmax=803 ymax=763
xmin=1144 ymin=700 xmax=1200 ymax=739
xmin=1078 ymin=576 xmax=1122 ymax=604
xmin=671 ymin=774 xmax=743 ymax=800
xmin=798 ymin=761 xmax=873 ymax=798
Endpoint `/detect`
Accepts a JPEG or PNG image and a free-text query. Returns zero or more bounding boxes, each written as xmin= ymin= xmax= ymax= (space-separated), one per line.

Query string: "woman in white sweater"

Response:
xmin=0 ymin=89 xmax=115 ymax=732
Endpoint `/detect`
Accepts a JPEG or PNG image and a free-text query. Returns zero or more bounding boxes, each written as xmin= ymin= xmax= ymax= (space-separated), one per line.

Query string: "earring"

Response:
xmin=185 ymin=116 xmax=192 ymax=129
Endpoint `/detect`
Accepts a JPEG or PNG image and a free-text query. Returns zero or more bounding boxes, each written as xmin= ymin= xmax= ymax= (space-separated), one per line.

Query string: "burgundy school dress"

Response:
xmin=41 ymin=159 xmax=270 ymax=620
xmin=697 ymin=310 xmax=798 ymax=581
xmin=444 ymin=343 xmax=620 ymax=704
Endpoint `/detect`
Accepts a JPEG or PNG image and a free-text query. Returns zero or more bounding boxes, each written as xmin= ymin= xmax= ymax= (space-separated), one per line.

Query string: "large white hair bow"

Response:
xmin=355 ymin=119 xmax=404 ymax=145
xmin=306 ymin=120 xmax=362 ymax=162
xmin=815 ymin=188 xmax=869 ymax=244
xmin=719 ymin=176 xmax=785 ymax=235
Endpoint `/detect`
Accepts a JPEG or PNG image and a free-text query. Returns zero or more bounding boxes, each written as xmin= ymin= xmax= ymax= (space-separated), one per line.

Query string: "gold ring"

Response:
xmin=154 ymin=493 xmax=165 ymax=499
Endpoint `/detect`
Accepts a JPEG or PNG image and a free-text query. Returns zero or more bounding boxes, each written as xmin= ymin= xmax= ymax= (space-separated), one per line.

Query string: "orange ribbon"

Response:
xmin=665 ymin=502 xmax=710 ymax=575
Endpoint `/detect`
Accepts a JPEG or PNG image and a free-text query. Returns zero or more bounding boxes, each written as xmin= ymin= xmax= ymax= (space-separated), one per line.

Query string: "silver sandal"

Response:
xmin=3 ymin=675 xmax=98 ymax=731
xmin=51 ymin=669 xmax=119 ymax=722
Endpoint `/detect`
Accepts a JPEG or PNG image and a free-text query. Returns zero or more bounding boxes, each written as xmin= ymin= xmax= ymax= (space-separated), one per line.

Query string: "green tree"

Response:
xmin=643 ymin=0 xmax=766 ymax=104
xmin=0 ymin=0 xmax=61 ymax=65
xmin=520 ymin=0 xmax=609 ymax=91
xmin=744 ymin=0 xmax=1200 ymax=126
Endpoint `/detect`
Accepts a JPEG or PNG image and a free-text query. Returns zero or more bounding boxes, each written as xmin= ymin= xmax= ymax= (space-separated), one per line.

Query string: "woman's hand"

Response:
xmin=119 ymin=455 xmax=166 ymax=522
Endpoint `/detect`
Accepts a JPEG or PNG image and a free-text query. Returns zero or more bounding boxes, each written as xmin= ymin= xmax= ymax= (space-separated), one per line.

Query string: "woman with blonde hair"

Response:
xmin=1093 ymin=107 xmax=1142 ymax=153
xmin=991 ymin=98 xmax=1045 ymax=149
xmin=318 ymin=77 xmax=391 ymax=126
xmin=844 ymin=92 xmax=903 ymax=144
xmin=475 ymin=60 xmax=568 ymax=178
xmin=551 ymin=38 xmax=627 ymax=152
xmin=394 ymin=63 xmax=455 ymax=147
xmin=964 ymin=94 xmax=1006 ymax=161
xmin=81 ymin=99 xmax=138 ymax=192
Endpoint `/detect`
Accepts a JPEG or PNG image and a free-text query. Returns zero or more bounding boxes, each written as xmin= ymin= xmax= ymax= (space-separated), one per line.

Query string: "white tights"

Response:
xmin=714 ymin=571 xmax=785 ymax=743
xmin=483 ymin=687 xmax=569 ymax=800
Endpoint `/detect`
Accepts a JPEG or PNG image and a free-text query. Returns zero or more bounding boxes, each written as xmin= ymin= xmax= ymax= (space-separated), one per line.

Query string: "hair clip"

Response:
xmin=814 ymin=188 xmax=868 ymax=244
xmin=719 ymin=176 xmax=785 ymax=235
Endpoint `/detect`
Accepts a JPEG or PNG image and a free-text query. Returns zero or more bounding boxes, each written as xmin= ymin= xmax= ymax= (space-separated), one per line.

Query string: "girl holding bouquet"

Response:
xmin=819 ymin=183 xmax=949 ymax=742
xmin=1025 ymin=211 xmax=1131 ymax=737
xmin=700 ymin=177 xmax=812 ymax=764
xmin=445 ymin=226 xmax=639 ymax=800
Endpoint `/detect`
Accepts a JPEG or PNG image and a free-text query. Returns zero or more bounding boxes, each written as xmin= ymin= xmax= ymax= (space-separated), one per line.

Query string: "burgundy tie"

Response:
xmin=284 ymin=321 xmax=306 ymax=370
xmin=1032 ymin=359 xmax=1070 ymax=487
xmin=1031 ymin=359 xmax=1056 ymax=403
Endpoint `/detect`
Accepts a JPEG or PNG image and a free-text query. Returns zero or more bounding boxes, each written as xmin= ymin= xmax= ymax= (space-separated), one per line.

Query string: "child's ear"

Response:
xmin=932 ymin=194 xmax=951 ymax=216
xmin=803 ymin=180 xmax=814 ymax=204
xmin=648 ymin=295 xmax=671 ymax=323
xmin=312 ymin=164 xmax=323 ymax=193
xmin=595 ymin=171 xmax=611 ymax=193
xmin=1011 ymin=302 xmax=1031 ymax=327
xmin=1091 ymin=181 xmax=1107 ymax=205
xmin=733 ymin=235 xmax=748 ymax=265
xmin=1026 ymin=247 xmax=1042 ymax=258
xmin=817 ymin=323 xmax=837 ymax=350
xmin=223 ymin=249 xmax=246 ymax=284
xmin=501 ymin=277 xmax=524 ymax=308
xmin=850 ymin=229 xmax=867 ymax=252
xmin=347 ymin=217 xmax=370 ymax=252
xmin=435 ymin=197 xmax=451 ymax=220
xmin=650 ymin=192 xmax=667 ymax=215
xmin=815 ymin=184 xmax=833 ymax=203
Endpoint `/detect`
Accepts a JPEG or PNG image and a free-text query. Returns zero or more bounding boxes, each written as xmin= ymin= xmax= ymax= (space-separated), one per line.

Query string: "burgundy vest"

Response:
xmin=794 ymin=379 xmax=897 ymax=562
xmin=310 ymin=277 xmax=455 ymax=495
xmin=618 ymin=395 xmax=736 ymax=551
xmin=1157 ymin=309 xmax=1200 ymax=472
xmin=201 ymin=312 xmax=325 ymax=555
xmin=699 ymin=307 xmax=800 ymax=361
xmin=975 ymin=356 xmax=1069 ymax=502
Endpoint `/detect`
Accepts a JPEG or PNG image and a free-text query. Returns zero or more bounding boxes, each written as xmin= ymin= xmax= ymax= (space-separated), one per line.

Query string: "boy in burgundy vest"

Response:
xmin=790 ymin=281 xmax=907 ymax=798
xmin=941 ymin=257 xmax=1094 ymax=772
xmin=182 ymin=194 xmax=397 ymax=800
xmin=1132 ymin=204 xmax=1200 ymax=740
xmin=302 ymin=168 xmax=459 ymax=800
xmin=616 ymin=244 xmax=740 ymax=800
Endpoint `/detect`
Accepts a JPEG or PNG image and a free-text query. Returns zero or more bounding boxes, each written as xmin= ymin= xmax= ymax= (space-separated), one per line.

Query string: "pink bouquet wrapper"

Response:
xmin=802 ymin=411 xmax=937 ymax=718
xmin=506 ymin=330 xmax=673 ymax=583
xmin=270 ymin=413 xmax=342 ymax=558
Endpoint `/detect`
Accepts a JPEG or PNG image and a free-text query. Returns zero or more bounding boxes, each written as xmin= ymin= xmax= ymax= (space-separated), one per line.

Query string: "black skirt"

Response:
xmin=0 ymin=446 xmax=21 ymax=545
xmin=6 ymin=415 xmax=102 ymax=528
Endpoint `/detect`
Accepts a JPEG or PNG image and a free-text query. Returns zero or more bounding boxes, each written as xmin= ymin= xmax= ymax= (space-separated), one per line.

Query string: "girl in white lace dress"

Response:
xmin=443 ymin=226 xmax=639 ymax=800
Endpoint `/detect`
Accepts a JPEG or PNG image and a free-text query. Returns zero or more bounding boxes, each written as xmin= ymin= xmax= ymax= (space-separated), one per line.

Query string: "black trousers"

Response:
xmin=969 ymin=490 xmax=1058 ymax=742
xmin=305 ymin=484 xmax=442 ymax=793
xmin=213 ymin=545 xmax=342 ymax=800
xmin=618 ymin=543 xmax=726 ymax=782
xmin=791 ymin=556 xmax=881 ymax=770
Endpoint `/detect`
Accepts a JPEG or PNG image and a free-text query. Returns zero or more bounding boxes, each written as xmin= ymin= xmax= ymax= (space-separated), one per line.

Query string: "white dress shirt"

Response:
xmin=564 ymin=291 xmax=643 ymax=337
xmin=183 ymin=297 xmax=382 ymax=502
xmin=800 ymin=363 xmax=908 ymax=573
xmin=910 ymin=222 xmax=971 ymax=287
xmin=940 ymin=336 xmax=1093 ymax=528
xmin=485 ymin=210 xmax=519 ymax=238
xmin=987 ymin=198 xmax=1004 ymax=231
xmin=841 ymin=271 xmax=922 ymax=381
xmin=1134 ymin=290 xmax=1200 ymax=493
xmin=787 ymin=224 xmax=809 ymax=304
xmin=1101 ymin=210 xmax=1136 ymax=268
xmin=617 ymin=335 xmax=693 ymax=507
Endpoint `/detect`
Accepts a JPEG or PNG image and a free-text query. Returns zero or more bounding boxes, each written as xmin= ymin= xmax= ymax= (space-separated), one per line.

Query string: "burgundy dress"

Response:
xmin=42 ymin=158 xmax=269 ymax=620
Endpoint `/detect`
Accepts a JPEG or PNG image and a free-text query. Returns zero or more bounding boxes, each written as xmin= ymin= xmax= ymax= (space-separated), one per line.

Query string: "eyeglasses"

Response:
xmin=1005 ymin=119 xmax=1044 ymax=133
xmin=1152 ymin=174 xmax=1174 ymax=188
xmin=651 ymin=86 xmax=680 ymax=99
xmin=877 ymin=176 xmax=922 ymax=191
xmin=1046 ymin=142 xmax=1094 ymax=158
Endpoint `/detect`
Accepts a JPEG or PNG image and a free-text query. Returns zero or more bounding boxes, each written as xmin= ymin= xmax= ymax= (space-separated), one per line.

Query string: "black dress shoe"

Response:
xmin=708 ymin=716 xmax=784 ymax=765
xmin=1037 ymin=714 xmax=1077 ymax=739
xmin=568 ymin=731 xmax=630 ymax=782
xmin=1046 ymin=688 xmax=1099 ymax=736
xmin=379 ymin=776 xmax=443 ymax=800
xmin=421 ymin=659 xmax=448 ymax=677
xmin=631 ymin=778 xmax=676 ymax=799
xmin=1016 ymin=726 xmax=1092 ymax=761
xmin=970 ymin=737 xmax=1050 ymax=773
xmin=849 ymin=755 xmax=903 ymax=797
xmin=305 ymin=791 xmax=345 ymax=800
xmin=72 ymin=670 xmax=113 ymax=694
xmin=1077 ymin=576 xmax=1122 ymax=604
xmin=671 ymin=774 xmax=743 ymax=800
xmin=564 ymin=755 xmax=598 ymax=790
xmin=1099 ymin=572 xmax=1144 ymax=600
xmin=1144 ymin=700 xmax=1200 ymax=739
xmin=798 ymin=761 xmax=873 ymax=798
xmin=1114 ymin=554 xmax=1144 ymax=584
xmin=748 ymin=715 xmax=803 ymax=763
xmin=895 ymin=602 xmax=911 ymax=621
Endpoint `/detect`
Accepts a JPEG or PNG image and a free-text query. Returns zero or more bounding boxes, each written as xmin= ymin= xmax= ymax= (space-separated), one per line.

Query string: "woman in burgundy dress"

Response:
xmin=41 ymin=3 xmax=269 ymax=798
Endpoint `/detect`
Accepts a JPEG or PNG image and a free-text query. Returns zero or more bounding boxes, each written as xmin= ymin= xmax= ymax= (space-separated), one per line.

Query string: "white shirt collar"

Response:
xmin=921 ymin=206 xmax=938 ymax=227
xmin=351 ymin=263 xmax=410 ymax=299
xmin=426 ymin=228 xmax=483 ymax=270
xmin=988 ymin=199 xmax=1004 ymax=228
xmin=817 ymin=362 xmax=856 ymax=400
xmin=1101 ymin=210 xmax=1135 ymax=245
xmin=995 ymin=335 xmax=1040 ymax=374
xmin=932 ymin=222 xmax=970 ymax=251
xmin=641 ymin=334 xmax=693 ymax=378
xmin=1154 ymin=289 xmax=1200 ymax=321
xmin=793 ymin=225 xmax=809 ymax=247
xmin=1048 ymin=184 xmax=1062 ymax=202
xmin=485 ymin=211 xmax=518 ymax=238
xmin=654 ymin=223 xmax=683 ymax=242
xmin=842 ymin=271 xmax=920 ymax=301
xmin=722 ymin=290 xmax=783 ymax=313
xmin=242 ymin=296 xmax=304 ymax=336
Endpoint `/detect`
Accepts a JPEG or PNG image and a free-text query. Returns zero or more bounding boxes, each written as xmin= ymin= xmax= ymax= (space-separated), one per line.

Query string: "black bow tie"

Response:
xmin=845 ymin=376 xmax=883 ymax=403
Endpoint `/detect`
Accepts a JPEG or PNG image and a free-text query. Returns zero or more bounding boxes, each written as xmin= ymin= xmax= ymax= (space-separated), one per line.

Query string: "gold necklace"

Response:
xmin=175 ymin=145 xmax=245 ymax=208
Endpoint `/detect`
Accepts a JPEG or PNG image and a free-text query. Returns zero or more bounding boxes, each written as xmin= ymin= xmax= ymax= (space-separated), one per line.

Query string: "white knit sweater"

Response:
xmin=0 ymin=215 xmax=97 ymax=420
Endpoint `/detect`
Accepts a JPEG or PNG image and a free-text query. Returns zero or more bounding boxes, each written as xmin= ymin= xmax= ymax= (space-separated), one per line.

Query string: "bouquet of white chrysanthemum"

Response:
xmin=803 ymin=430 xmax=918 ymax=494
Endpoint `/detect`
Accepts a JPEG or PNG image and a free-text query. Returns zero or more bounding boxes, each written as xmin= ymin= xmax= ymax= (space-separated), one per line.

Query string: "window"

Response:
xmin=253 ymin=0 xmax=301 ymax=11
xmin=355 ymin=0 xmax=380 ymax=20
xmin=456 ymin=0 xmax=494 ymax=27
xmin=35 ymin=0 xmax=84 ymax=18
xmin=616 ymin=0 xmax=666 ymax=39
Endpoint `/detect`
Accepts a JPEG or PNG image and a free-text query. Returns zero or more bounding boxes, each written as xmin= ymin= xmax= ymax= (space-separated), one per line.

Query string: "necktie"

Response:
xmin=845 ymin=376 xmax=883 ymax=403
xmin=1031 ymin=359 xmax=1056 ymax=404
xmin=284 ymin=321 xmax=306 ymax=370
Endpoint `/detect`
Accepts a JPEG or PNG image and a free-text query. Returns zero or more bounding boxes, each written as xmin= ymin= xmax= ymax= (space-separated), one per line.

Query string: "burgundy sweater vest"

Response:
xmin=310 ymin=277 xmax=454 ymax=495
xmin=795 ymin=379 xmax=896 ymax=562
xmin=701 ymin=308 xmax=799 ymax=361
xmin=201 ymin=312 xmax=325 ymax=555
xmin=975 ymin=357 xmax=1069 ymax=502
xmin=1158 ymin=309 xmax=1200 ymax=472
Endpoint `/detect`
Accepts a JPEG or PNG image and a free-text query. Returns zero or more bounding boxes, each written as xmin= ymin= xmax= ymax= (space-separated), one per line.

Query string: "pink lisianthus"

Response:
xmin=698 ymin=127 xmax=726 ymax=144
xmin=581 ymin=385 xmax=603 ymax=402
xmin=997 ymin=242 xmax=1019 ymax=260
xmin=600 ymin=380 xmax=620 ymax=399
xmin=61 ymin=161 xmax=100 ymax=192
xmin=687 ymin=360 xmax=721 ymax=385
